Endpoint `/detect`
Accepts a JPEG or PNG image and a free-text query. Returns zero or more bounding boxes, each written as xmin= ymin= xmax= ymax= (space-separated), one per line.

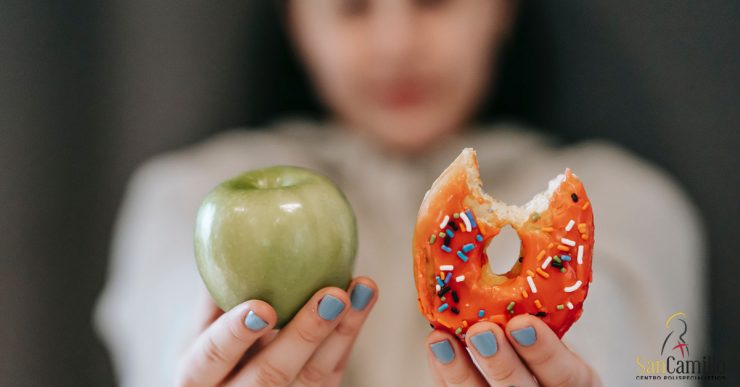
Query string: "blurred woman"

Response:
xmin=95 ymin=0 xmax=705 ymax=385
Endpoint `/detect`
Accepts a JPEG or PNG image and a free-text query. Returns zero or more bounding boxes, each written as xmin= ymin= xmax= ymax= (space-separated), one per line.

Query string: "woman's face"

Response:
xmin=288 ymin=0 xmax=515 ymax=152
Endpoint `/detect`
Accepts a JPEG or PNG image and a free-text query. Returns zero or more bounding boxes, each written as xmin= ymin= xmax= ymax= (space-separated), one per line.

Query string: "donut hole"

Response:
xmin=486 ymin=225 xmax=522 ymax=276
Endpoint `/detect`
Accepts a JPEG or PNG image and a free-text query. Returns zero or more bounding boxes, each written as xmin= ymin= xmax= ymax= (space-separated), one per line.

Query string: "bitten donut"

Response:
xmin=412 ymin=148 xmax=595 ymax=339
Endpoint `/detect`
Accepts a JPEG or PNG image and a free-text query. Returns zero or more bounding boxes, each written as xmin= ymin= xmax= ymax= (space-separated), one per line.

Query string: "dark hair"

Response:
xmin=246 ymin=0 xmax=544 ymax=129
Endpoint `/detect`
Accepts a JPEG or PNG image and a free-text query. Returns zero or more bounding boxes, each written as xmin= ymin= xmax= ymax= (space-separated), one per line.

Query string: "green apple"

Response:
xmin=194 ymin=166 xmax=357 ymax=327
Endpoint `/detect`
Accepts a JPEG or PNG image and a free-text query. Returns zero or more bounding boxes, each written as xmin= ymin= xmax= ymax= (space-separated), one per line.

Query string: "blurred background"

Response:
xmin=1 ymin=0 xmax=738 ymax=385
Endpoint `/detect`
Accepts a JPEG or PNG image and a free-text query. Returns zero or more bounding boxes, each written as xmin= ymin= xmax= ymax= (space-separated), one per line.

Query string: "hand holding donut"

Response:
xmin=413 ymin=148 xmax=599 ymax=385
xmin=425 ymin=314 xmax=602 ymax=386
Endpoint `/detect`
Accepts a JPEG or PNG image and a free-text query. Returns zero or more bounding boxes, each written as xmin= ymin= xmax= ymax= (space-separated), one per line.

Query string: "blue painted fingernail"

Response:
xmin=511 ymin=326 xmax=537 ymax=346
xmin=318 ymin=295 xmax=345 ymax=321
xmin=470 ymin=331 xmax=498 ymax=357
xmin=350 ymin=284 xmax=373 ymax=310
xmin=244 ymin=310 xmax=267 ymax=331
xmin=430 ymin=340 xmax=455 ymax=364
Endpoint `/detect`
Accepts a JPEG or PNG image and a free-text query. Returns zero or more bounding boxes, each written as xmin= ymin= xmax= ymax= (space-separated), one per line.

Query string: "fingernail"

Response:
xmin=430 ymin=340 xmax=455 ymax=364
xmin=244 ymin=310 xmax=267 ymax=331
xmin=511 ymin=326 xmax=537 ymax=346
xmin=318 ymin=295 xmax=345 ymax=321
xmin=350 ymin=284 xmax=373 ymax=310
xmin=470 ymin=331 xmax=498 ymax=357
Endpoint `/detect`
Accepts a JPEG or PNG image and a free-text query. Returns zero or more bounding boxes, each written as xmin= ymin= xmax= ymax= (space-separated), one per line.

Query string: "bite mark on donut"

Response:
xmin=412 ymin=148 xmax=595 ymax=340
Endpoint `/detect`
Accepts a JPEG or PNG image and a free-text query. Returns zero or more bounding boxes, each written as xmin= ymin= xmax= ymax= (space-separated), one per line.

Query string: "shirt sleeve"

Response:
xmin=561 ymin=141 xmax=707 ymax=385
xmin=93 ymin=154 xmax=209 ymax=387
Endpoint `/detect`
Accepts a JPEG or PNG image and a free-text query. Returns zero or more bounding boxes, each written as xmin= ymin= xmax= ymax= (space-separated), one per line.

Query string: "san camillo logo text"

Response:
xmin=634 ymin=312 xmax=725 ymax=382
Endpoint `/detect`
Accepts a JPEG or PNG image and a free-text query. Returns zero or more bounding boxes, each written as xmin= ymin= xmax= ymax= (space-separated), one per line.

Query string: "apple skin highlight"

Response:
xmin=194 ymin=166 xmax=358 ymax=327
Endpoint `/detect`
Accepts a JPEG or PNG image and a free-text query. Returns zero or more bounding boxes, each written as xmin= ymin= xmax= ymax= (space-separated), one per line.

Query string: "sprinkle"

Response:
xmin=564 ymin=280 xmax=583 ymax=292
xmin=439 ymin=265 xmax=454 ymax=271
xmin=453 ymin=212 xmax=459 ymax=219
xmin=441 ymin=296 xmax=446 ymax=302
xmin=536 ymin=268 xmax=550 ymax=278
xmin=553 ymin=255 xmax=562 ymax=264
xmin=451 ymin=307 xmax=460 ymax=314
xmin=441 ymin=245 xmax=452 ymax=253
xmin=535 ymin=311 xmax=547 ymax=317
xmin=448 ymin=221 xmax=458 ymax=231
xmin=478 ymin=309 xmax=485 ymax=318
xmin=536 ymin=250 xmax=546 ymax=261
xmin=439 ymin=215 xmax=449 ymax=229
xmin=445 ymin=229 xmax=454 ymax=238
xmin=561 ymin=255 xmax=572 ymax=262
xmin=438 ymin=303 xmax=449 ymax=312
xmin=455 ymin=275 xmax=465 ymax=282
xmin=451 ymin=291 xmax=459 ymax=303
xmin=556 ymin=304 xmax=565 ymax=310
xmin=534 ymin=299 xmax=543 ymax=309
xmin=561 ymin=237 xmax=576 ymax=246
xmin=578 ymin=223 xmax=588 ymax=233
xmin=571 ymin=193 xmax=579 ymax=202
xmin=476 ymin=234 xmax=483 ymax=242
xmin=541 ymin=226 xmax=554 ymax=232
xmin=429 ymin=234 xmax=437 ymax=244
xmin=560 ymin=267 xmax=566 ymax=273
xmin=507 ymin=301 xmax=516 ymax=313
xmin=552 ymin=261 xmax=563 ymax=269
xmin=460 ymin=211 xmax=472 ymax=232
xmin=465 ymin=210 xmax=477 ymax=228
xmin=541 ymin=256 xmax=553 ymax=269
xmin=440 ymin=271 xmax=445 ymax=279
xmin=462 ymin=243 xmax=475 ymax=253
xmin=527 ymin=276 xmax=538 ymax=293
xmin=582 ymin=201 xmax=590 ymax=210
xmin=439 ymin=232 xmax=445 ymax=238
xmin=565 ymin=219 xmax=575 ymax=231
xmin=444 ymin=272 xmax=452 ymax=284
xmin=455 ymin=327 xmax=462 ymax=335
xmin=557 ymin=244 xmax=570 ymax=251
xmin=521 ymin=290 xmax=529 ymax=299
xmin=435 ymin=284 xmax=441 ymax=292
xmin=462 ymin=320 xmax=468 ymax=328
xmin=443 ymin=235 xmax=451 ymax=246
xmin=581 ymin=233 xmax=590 ymax=240
xmin=458 ymin=222 xmax=465 ymax=231
xmin=526 ymin=270 xmax=536 ymax=277
xmin=436 ymin=277 xmax=445 ymax=287
xmin=456 ymin=251 xmax=469 ymax=262
xmin=567 ymin=301 xmax=574 ymax=310
xmin=438 ymin=286 xmax=451 ymax=297
xmin=577 ymin=245 xmax=584 ymax=264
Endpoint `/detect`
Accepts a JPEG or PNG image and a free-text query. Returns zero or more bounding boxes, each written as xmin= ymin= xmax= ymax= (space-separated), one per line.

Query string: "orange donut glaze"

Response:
xmin=413 ymin=152 xmax=594 ymax=339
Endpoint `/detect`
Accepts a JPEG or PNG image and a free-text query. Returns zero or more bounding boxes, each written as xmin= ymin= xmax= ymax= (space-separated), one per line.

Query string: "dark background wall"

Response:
xmin=1 ymin=0 xmax=738 ymax=385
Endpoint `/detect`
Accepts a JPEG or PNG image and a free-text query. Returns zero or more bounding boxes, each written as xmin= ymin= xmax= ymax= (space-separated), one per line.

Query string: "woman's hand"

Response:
xmin=177 ymin=277 xmax=378 ymax=387
xmin=426 ymin=314 xmax=601 ymax=387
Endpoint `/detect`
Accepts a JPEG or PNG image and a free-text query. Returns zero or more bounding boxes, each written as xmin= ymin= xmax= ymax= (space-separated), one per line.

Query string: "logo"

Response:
xmin=634 ymin=312 xmax=725 ymax=383
xmin=660 ymin=312 xmax=689 ymax=359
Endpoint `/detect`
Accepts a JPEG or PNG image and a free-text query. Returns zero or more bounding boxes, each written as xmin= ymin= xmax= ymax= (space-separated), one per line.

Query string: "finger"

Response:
xmin=464 ymin=322 xmax=538 ymax=386
xmin=506 ymin=314 xmax=601 ymax=387
xmin=426 ymin=329 xmax=487 ymax=387
xmin=200 ymin=298 xmax=225 ymax=329
xmin=177 ymin=300 xmax=276 ymax=387
xmin=229 ymin=287 xmax=350 ymax=386
xmin=293 ymin=277 xmax=379 ymax=387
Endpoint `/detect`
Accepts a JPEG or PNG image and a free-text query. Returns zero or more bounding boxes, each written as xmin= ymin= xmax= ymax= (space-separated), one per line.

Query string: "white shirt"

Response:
xmin=94 ymin=121 xmax=706 ymax=386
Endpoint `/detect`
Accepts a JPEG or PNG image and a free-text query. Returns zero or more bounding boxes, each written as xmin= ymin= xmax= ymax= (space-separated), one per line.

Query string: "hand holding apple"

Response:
xmin=194 ymin=165 xmax=359 ymax=327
